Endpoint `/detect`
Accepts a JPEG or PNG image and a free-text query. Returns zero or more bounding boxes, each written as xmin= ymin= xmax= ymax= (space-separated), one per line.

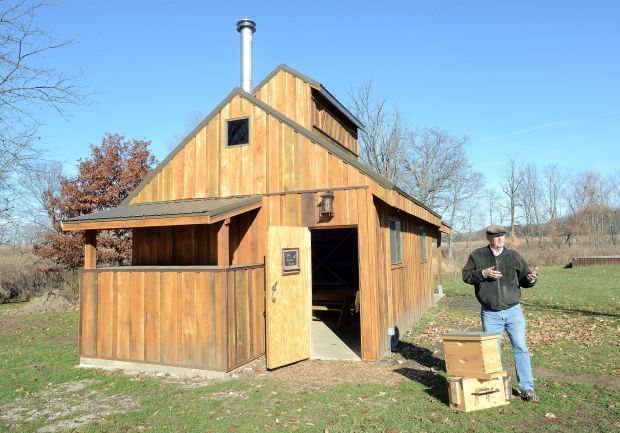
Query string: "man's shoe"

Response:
xmin=521 ymin=389 xmax=540 ymax=402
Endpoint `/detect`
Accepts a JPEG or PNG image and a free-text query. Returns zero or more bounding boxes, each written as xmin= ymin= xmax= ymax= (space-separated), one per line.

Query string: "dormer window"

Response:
xmin=227 ymin=117 xmax=250 ymax=146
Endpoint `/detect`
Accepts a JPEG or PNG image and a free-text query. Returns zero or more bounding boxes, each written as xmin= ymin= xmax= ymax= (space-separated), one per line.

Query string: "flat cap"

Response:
xmin=485 ymin=224 xmax=507 ymax=235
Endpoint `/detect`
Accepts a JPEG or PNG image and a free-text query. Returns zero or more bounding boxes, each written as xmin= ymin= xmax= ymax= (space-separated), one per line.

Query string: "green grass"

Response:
xmin=0 ymin=266 xmax=618 ymax=432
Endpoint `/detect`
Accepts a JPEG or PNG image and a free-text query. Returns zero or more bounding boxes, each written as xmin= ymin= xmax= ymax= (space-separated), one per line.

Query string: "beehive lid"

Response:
xmin=440 ymin=332 xmax=502 ymax=342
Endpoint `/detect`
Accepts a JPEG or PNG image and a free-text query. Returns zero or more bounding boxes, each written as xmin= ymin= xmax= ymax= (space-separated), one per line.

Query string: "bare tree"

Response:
xmin=567 ymin=171 xmax=613 ymax=247
xmin=485 ymin=187 xmax=506 ymax=227
xmin=442 ymin=170 xmax=485 ymax=257
xmin=500 ymin=157 xmax=523 ymax=242
xmin=517 ymin=164 xmax=544 ymax=245
xmin=349 ymin=81 xmax=407 ymax=184
xmin=541 ymin=164 xmax=565 ymax=222
xmin=0 ymin=1 xmax=85 ymax=221
xmin=402 ymin=128 xmax=471 ymax=212
xmin=18 ymin=161 xmax=63 ymax=230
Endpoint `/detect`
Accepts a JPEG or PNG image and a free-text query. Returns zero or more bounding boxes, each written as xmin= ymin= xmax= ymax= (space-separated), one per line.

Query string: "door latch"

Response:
xmin=271 ymin=281 xmax=277 ymax=303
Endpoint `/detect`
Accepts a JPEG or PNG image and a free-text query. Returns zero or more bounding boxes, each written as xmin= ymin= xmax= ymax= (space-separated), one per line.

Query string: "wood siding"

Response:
xmin=373 ymin=199 xmax=435 ymax=357
xmin=311 ymin=89 xmax=358 ymax=156
xmin=79 ymin=266 xmax=264 ymax=372
xmin=128 ymin=92 xmax=441 ymax=229
xmin=115 ymin=76 xmax=445 ymax=364
xmin=253 ymin=69 xmax=312 ymax=129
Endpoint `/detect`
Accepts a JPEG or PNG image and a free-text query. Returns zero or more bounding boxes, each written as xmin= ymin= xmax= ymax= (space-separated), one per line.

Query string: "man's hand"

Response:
xmin=527 ymin=267 xmax=539 ymax=283
xmin=483 ymin=266 xmax=502 ymax=279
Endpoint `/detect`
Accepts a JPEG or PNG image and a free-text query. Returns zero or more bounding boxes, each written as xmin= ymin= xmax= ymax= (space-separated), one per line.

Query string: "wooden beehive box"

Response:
xmin=447 ymin=372 xmax=510 ymax=412
xmin=440 ymin=332 xmax=503 ymax=379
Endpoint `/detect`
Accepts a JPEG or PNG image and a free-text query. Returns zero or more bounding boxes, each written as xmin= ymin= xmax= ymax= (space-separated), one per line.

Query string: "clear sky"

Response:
xmin=35 ymin=0 xmax=619 ymax=189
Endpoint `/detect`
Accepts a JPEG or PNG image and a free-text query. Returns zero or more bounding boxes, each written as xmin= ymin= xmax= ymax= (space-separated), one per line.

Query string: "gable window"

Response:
xmin=227 ymin=117 xmax=249 ymax=146
xmin=420 ymin=227 xmax=427 ymax=261
xmin=389 ymin=217 xmax=403 ymax=265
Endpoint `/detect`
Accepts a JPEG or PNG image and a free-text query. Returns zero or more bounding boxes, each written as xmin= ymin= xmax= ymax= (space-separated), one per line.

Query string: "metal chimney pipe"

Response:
xmin=236 ymin=18 xmax=256 ymax=92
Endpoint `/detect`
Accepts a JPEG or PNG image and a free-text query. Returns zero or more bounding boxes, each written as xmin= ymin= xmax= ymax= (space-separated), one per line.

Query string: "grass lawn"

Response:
xmin=0 ymin=266 xmax=618 ymax=432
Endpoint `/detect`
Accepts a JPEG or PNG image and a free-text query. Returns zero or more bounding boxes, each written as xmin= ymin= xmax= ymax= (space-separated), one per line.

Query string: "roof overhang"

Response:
xmin=440 ymin=222 xmax=452 ymax=235
xmin=61 ymin=195 xmax=262 ymax=232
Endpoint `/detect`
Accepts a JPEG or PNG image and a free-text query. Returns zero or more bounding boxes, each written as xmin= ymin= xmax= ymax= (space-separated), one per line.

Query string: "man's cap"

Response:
xmin=486 ymin=224 xmax=507 ymax=235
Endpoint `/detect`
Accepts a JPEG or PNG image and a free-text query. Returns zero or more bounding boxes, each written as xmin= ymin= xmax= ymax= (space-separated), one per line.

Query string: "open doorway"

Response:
xmin=310 ymin=228 xmax=361 ymax=360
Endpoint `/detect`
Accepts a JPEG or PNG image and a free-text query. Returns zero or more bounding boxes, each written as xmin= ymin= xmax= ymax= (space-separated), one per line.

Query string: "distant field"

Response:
xmin=0 ymin=266 xmax=618 ymax=432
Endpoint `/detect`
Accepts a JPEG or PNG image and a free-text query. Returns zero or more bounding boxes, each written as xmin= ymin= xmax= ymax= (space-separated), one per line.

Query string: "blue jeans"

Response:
xmin=480 ymin=303 xmax=535 ymax=391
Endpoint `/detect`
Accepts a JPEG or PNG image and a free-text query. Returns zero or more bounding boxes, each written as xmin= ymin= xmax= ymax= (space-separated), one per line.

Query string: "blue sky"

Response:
xmin=36 ymin=0 xmax=619 ymax=188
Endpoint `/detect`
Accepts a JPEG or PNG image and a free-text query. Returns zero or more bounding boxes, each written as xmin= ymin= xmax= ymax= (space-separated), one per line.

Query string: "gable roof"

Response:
xmin=120 ymin=85 xmax=442 ymax=223
xmin=253 ymin=64 xmax=365 ymax=131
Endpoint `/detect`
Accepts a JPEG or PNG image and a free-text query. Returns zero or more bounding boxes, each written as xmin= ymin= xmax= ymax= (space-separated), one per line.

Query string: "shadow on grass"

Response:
xmin=521 ymin=302 xmax=620 ymax=318
xmin=392 ymin=341 xmax=449 ymax=404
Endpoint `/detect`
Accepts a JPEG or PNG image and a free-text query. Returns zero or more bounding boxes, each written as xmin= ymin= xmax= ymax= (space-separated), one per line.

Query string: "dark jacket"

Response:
xmin=462 ymin=246 xmax=536 ymax=311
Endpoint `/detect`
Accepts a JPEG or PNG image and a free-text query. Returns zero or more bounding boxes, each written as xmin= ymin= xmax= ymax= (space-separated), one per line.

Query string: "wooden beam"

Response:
xmin=62 ymin=215 xmax=213 ymax=232
xmin=217 ymin=218 xmax=230 ymax=268
xmin=84 ymin=230 xmax=97 ymax=269
xmin=437 ymin=244 xmax=443 ymax=286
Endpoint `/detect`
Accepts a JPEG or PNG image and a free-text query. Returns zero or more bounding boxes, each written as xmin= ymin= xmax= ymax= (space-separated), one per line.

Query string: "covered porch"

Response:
xmin=62 ymin=196 xmax=266 ymax=373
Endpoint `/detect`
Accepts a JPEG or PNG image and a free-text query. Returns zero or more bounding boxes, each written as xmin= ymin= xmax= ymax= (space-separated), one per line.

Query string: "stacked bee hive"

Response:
xmin=440 ymin=332 xmax=511 ymax=412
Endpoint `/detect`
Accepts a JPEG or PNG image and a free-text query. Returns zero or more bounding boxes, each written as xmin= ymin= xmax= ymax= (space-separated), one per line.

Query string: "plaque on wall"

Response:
xmin=282 ymin=248 xmax=300 ymax=273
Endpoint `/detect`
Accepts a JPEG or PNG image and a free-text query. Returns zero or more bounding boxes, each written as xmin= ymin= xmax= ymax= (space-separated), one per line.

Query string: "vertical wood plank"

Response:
xmin=267 ymin=117 xmax=280 ymax=193
xmin=144 ymin=271 xmax=161 ymax=363
xmin=171 ymin=150 xmax=184 ymax=200
xmin=184 ymin=137 xmax=196 ymax=199
xmin=252 ymin=105 xmax=267 ymax=193
xmin=96 ymin=271 xmax=113 ymax=358
xmin=195 ymin=127 xmax=207 ymax=198
xmin=235 ymin=269 xmax=249 ymax=365
xmin=80 ymin=271 xmax=97 ymax=356
xmin=219 ymin=103 xmax=231 ymax=196
xmin=160 ymin=272 xmax=177 ymax=364
xmin=182 ymin=272 xmax=197 ymax=365
xmin=115 ymin=271 xmax=130 ymax=360
xmin=129 ymin=272 xmax=145 ymax=361
xmin=207 ymin=114 xmax=220 ymax=196
xmin=214 ymin=271 xmax=228 ymax=370
xmin=227 ymin=270 xmax=236 ymax=369
xmin=196 ymin=272 xmax=215 ymax=368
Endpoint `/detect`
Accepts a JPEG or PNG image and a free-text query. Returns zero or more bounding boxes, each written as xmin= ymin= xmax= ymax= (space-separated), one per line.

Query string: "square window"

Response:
xmin=227 ymin=118 xmax=249 ymax=146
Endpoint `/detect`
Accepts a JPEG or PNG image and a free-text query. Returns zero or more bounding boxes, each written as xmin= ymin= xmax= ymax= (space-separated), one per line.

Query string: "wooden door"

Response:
xmin=266 ymin=226 xmax=312 ymax=369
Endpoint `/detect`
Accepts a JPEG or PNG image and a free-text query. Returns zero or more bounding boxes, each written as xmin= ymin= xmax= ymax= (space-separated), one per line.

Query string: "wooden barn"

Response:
xmin=62 ymin=20 xmax=451 ymax=374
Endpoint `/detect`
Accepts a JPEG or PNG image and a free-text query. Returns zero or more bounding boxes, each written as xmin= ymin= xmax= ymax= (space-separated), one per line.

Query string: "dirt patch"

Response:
xmin=531 ymin=365 xmax=620 ymax=389
xmin=0 ymin=379 xmax=140 ymax=433
xmin=151 ymin=354 xmax=440 ymax=392
xmin=8 ymin=290 xmax=75 ymax=316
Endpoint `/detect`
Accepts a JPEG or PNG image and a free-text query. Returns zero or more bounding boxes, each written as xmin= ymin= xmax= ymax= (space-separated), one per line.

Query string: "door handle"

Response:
xmin=271 ymin=281 xmax=277 ymax=303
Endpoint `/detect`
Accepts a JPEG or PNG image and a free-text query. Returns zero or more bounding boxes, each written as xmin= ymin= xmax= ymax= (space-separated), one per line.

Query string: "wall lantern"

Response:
xmin=319 ymin=190 xmax=335 ymax=217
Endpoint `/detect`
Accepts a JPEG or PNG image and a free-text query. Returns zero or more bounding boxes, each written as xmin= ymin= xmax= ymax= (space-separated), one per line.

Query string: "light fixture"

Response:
xmin=319 ymin=190 xmax=335 ymax=217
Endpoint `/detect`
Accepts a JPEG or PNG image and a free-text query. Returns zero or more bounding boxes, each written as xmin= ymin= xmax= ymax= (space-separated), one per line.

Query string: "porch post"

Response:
xmin=436 ymin=242 xmax=443 ymax=295
xmin=217 ymin=218 xmax=230 ymax=268
xmin=84 ymin=230 xmax=97 ymax=269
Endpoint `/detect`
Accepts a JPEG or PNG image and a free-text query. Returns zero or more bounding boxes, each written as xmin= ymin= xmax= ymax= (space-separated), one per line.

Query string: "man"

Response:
xmin=462 ymin=224 xmax=540 ymax=402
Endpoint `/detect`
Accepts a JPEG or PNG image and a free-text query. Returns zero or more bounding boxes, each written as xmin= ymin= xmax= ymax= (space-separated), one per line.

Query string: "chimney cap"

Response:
xmin=237 ymin=18 xmax=256 ymax=33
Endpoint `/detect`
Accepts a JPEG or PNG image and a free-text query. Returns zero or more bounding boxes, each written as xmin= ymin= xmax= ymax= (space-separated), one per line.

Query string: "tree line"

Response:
xmin=349 ymin=82 xmax=620 ymax=263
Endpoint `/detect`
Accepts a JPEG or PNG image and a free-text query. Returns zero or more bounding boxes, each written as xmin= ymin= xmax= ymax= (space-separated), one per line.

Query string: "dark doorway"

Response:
xmin=310 ymin=228 xmax=361 ymax=359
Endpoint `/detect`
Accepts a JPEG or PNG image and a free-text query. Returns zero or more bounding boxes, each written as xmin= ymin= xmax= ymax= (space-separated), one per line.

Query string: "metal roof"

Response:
xmin=66 ymin=195 xmax=262 ymax=223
